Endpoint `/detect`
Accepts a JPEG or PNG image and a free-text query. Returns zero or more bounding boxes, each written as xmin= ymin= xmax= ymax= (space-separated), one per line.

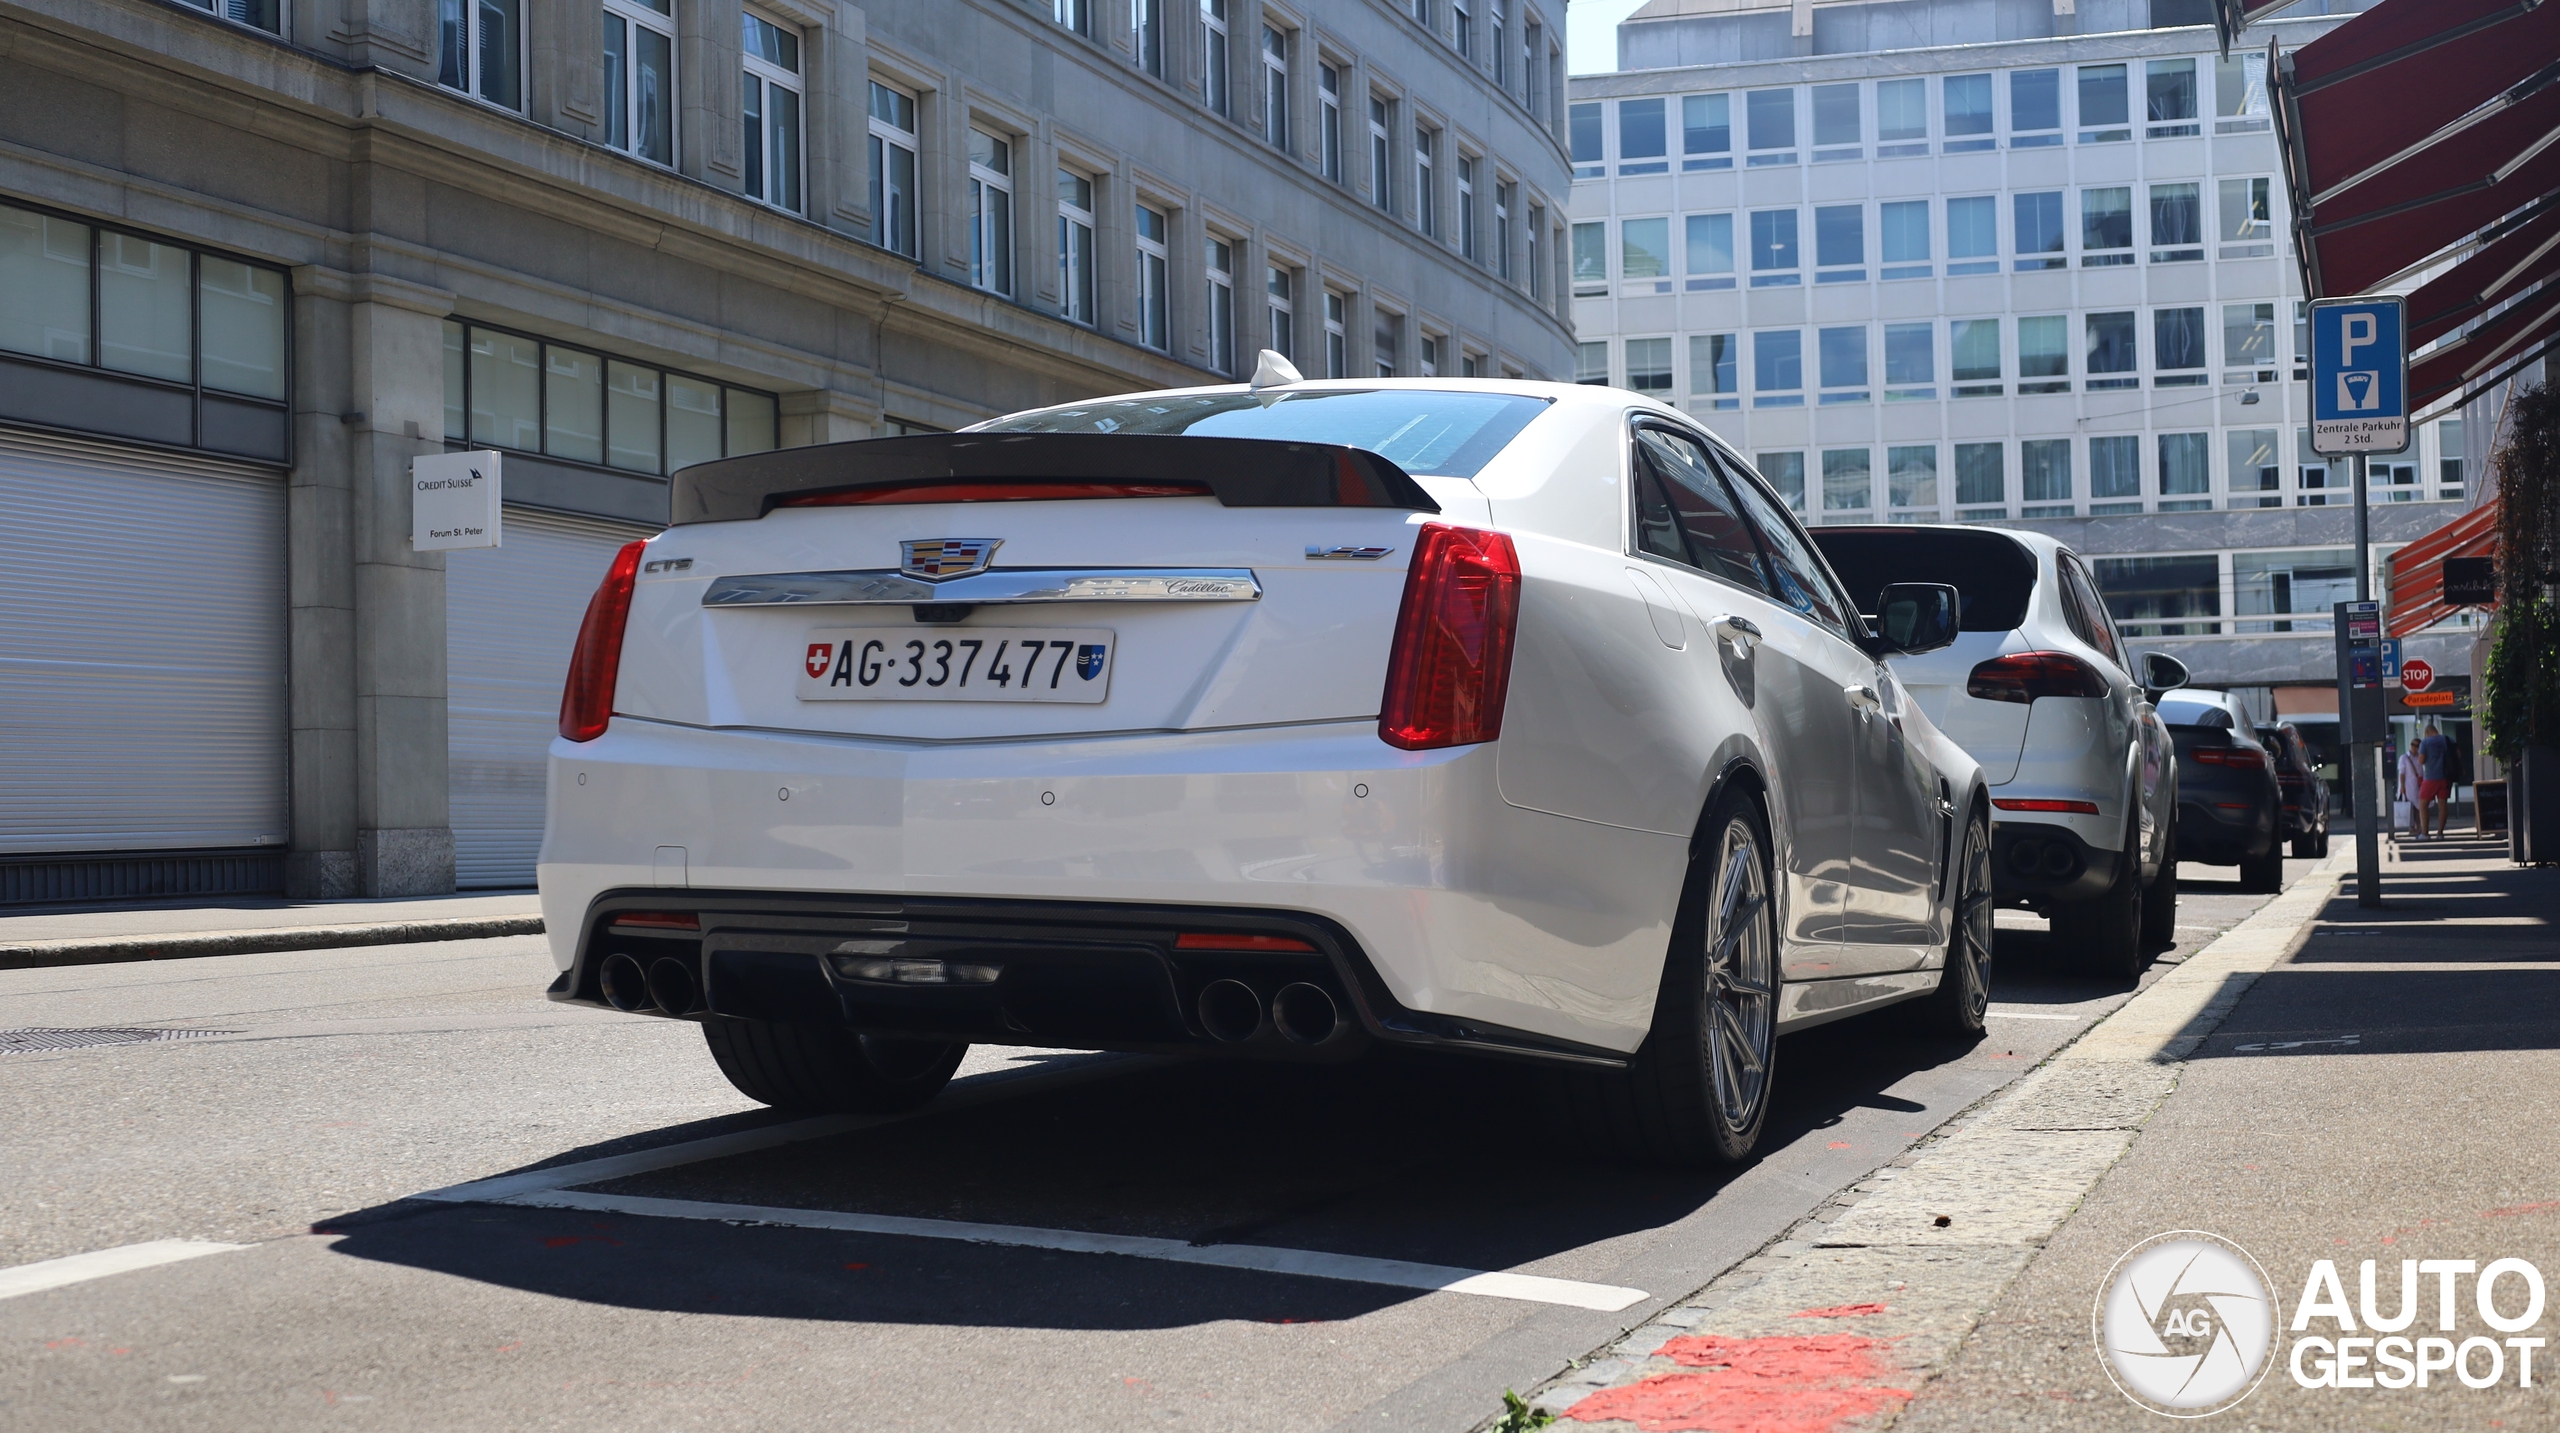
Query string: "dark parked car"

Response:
xmin=2257 ymin=721 xmax=2331 ymax=859
xmin=2159 ymin=688 xmax=2283 ymax=892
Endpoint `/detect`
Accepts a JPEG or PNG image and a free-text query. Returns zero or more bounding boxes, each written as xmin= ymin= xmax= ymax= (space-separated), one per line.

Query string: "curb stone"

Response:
xmin=1501 ymin=854 xmax=2352 ymax=1430
xmin=0 ymin=916 xmax=548 ymax=970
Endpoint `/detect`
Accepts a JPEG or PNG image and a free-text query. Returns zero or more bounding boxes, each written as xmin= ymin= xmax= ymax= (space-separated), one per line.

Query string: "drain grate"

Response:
xmin=0 ymin=1027 xmax=235 ymax=1054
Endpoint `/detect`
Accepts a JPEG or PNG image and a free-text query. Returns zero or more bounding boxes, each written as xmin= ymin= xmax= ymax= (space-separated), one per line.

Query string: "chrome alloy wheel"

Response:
xmin=1949 ymin=817 xmax=1995 ymax=1024
xmin=1703 ymin=815 xmax=1778 ymax=1135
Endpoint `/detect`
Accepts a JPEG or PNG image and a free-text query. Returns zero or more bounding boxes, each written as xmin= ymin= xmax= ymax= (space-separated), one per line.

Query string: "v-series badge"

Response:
xmin=643 ymin=557 xmax=694 ymax=574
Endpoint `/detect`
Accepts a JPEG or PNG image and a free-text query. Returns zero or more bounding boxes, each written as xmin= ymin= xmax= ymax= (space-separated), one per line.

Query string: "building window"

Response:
xmin=2021 ymin=437 xmax=2073 ymax=517
xmin=1951 ymin=318 xmax=2001 ymax=396
xmin=1622 ymin=217 xmax=1671 ymax=294
xmin=741 ymin=12 xmax=802 ymax=212
xmin=441 ymin=317 xmax=777 ymax=476
xmin=1055 ymin=0 xmax=1088 ymax=34
xmin=1373 ymin=309 xmax=1400 ymax=377
xmin=1134 ymin=204 xmax=1169 ymax=351
xmin=1057 ymin=169 xmax=1097 ymax=325
xmin=1889 ymin=446 xmax=1938 ymax=519
xmin=2155 ymin=307 xmax=2207 ymax=386
xmin=1876 ymin=77 xmax=1926 ymax=157
xmin=1453 ymin=0 xmax=1471 ymax=60
xmin=1370 ymin=97 xmax=1394 ymax=211
xmin=1943 ymin=73 xmax=1993 ymax=152
xmin=1201 ymin=0 xmax=1230 ymax=116
xmin=2437 ymin=417 xmax=2466 ymax=498
xmin=2293 ymin=300 xmax=2310 ymax=379
xmin=2011 ymin=68 xmax=2061 ymax=147
xmin=2149 ymin=183 xmax=2202 ymax=262
xmin=1324 ymin=289 xmax=1347 ymax=377
xmin=180 ymin=0 xmax=282 ymax=34
xmin=1569 ymin=101 xmax=1603 ymax=178
xmin=1689 ymin=333 xmax=1738 ymax=410
xmin=1755 ymin=451 xmax=1807 ymax=511
xmin=1811 ymin=83 xmax=1861 ymax=161
xmin=2297 ymin=429 xmax=2338 ymax=505
xmin=1883 ymin=323 xmax=1933 ymax=401
xmin=601 ymin=0 xmax=673 ymax=164
xmin=1748 ymin=208 xmax=1799 ymax=286
xmin=1619 ymin=97 xmax=1668 ymax=175
xmin=1457 ymin=155 xmax=1478 ymax=259
xmin=2222 ymin=302 xmax=2274 ymax=384
xmin=2145 ymin=58 xmax=2199 ymax=138
xmin=1626 ymin=336 xmax=1672 ymax=398
xmin=2086 ymin=311 xmax=2138 ymax=390
xmin=2219 ymin=177 xmax=2273 ymax=258
xmin=1946 ymin=195 xmax=1997 ymax=275
xmin=1745 ymin=88 xmax=1795 ymax=165
xmin=967 ymin=128 xmax=1014 ymax=298
xmin=1522 ymin=21 xmax=1542 ymax=115
xmin=1204 ymin=237 xmax=1236 ymax=375
xmin=1684 ymin=212 xmax=1734 ymax=290
xmin=1410 ymin=0 xmax=1430 ymax=28
xmin=1319 ymin=64 xmax=1344 ymax=181
xmin=1753 ymin=329 xmax=1802 ymax=407
xmin=1818 ymin=326 xmax=1868 ymax=405
xmin=439 ymin=0 xmax=522 ymax=110
xmin=1528 ymin=206 xmax=1545 ymax=299
xmin=1575 ymin=340 xmax=1608 ymax=385
xmin=1495 ymin=180 xmax=1514 ymax=279
xmin=1265 ymin=264 xmax=1294 ymax=360
xmin=1490 ymin=0 xmax=1506 ymax=87
xmin=1135 ymin=0 xmax=1163 ymax=77
xmin=867 ymin=81 xmax=920 ymax=259
xmin=2229 ymin=428 xmax=2281 ymax=508
xmin=2159 ymin=432 xmax=2211 ymax=511
xmin=1415 ymin=128 xmax=1437 ymax=236
xmin=2079 ymin=63 xmax=2129 ymax=143
xmin=2215 ymin=50 xmax=2271 ymax=133
xmin=2018 ymin=314 xmax=2069 ymax=393
xmin=1421 ymin=333 xmax=1442 ymax=376
xmin=2232 ymin=549 xmax=2352 ymax=632
xmin=1683 ymin=94 xmax=1732 ymax=170
xmin=1814 ymin=205 xmax=1864 ymax=283
xmin=1955 ymin=442 xmax=2005 ymax=517
xmin=1261 ymin=26 xmax=1289 ymax=150
xmin=1879 ymin=200 xmax=1929 ymax=279
xmin=2090 ymin=434 xmax=2141 ymax=514
xmin=2081 ymin=186 xmax=2133 ymax=265
xmin=1822 ymin=448 xmax=1872 ymax=518
xmin=2015 ymin=191 xmax=2065 ymax=271
xmin=1571 ymin=220 xmax=1606 ymax=295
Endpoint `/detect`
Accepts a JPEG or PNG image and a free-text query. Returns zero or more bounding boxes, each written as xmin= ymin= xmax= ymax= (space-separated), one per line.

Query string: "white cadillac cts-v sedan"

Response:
xmin=538 ymin=374 xmax=1992 ymax=1166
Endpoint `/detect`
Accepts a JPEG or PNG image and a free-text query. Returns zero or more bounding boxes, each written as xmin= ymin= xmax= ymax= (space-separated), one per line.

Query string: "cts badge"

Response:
xmin=900 ymin=539 xmax=1002 ymax=580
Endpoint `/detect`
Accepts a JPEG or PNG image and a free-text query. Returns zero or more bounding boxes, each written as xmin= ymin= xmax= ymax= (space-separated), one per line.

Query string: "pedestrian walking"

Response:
xmin=2419 ymin=722 xmax=2454 ymax=839
xmin=2397 ymin=737 xmax=2424 ymax=837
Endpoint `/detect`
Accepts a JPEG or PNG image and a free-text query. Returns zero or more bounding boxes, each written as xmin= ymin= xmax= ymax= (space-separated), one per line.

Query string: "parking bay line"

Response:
xmin=492 ymin=1187 xmax=1650 ymax=1312
xmin=0 ymin=1240 xmax=248 ymax=1302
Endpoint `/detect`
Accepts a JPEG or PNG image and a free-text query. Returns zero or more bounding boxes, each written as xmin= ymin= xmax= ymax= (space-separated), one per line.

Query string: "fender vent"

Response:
xmin=0 ymin=1027 xmax=232 ymax=1055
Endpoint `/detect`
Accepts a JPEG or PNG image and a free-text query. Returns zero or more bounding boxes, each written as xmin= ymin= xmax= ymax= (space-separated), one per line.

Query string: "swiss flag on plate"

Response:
xmin=806 ymin=642 xmax=835 ymax=679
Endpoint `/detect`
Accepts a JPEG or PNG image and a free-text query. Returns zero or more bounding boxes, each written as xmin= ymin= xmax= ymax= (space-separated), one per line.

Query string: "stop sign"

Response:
xmin=2402 ymin=657 xmax=2435 ymax=692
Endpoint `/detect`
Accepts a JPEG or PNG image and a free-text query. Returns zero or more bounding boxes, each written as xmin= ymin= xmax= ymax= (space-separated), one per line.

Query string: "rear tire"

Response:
xmin=700 ymin=1017 xmax=964 ymax=1113
xmin=2238 ymin=844 xmax=2286 ymax=894
xmin=2293 ymin=825 xmax=2329 ymax=859
xmin=2139 ymin=848 xmax=2178 ymax=953
xmin=1578 ymin=791 xmax=1780 ymax=1169
xmin=2053 ymin=817 xmax=2144 ymax=982
xmin=1918 ymin=810 xmax=1994 ymax=1037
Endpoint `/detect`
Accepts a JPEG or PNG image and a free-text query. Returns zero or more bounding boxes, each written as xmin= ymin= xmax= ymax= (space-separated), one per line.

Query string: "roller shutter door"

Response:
xmin=0 ymin=428 xmax=288 ymax=856
xmin=446 ymin=508 xmax=653 ymax=888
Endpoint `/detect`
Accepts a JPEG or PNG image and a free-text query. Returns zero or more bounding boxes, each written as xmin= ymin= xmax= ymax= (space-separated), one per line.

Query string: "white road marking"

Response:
xmin=0 ymin=1240 xmax=247 ymax=1301
xmin=497 ymin=1188 xmax=1649 ymax=1311
xmin=1985 ymin=1010 xmax=2084 ymax=1021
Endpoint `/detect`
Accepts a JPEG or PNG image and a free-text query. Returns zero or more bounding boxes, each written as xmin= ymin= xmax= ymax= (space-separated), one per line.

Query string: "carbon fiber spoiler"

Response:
xmin=667 ymin=432 xmax=1439 ymax=525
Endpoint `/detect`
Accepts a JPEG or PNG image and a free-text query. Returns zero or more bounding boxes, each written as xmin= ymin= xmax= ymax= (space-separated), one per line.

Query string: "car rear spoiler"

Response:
xmin=667 ymin=433 xmax=1440 ymax=525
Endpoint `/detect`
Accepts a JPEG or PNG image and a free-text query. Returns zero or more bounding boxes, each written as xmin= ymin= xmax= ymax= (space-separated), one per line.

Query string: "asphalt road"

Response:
xmin=0 ymin=859 xmax=2310 ymax=1432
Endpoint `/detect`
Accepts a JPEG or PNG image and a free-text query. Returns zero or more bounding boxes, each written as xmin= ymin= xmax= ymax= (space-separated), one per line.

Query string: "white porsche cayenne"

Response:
xmin=538 ymin=371 xmax=1992 ymax=1166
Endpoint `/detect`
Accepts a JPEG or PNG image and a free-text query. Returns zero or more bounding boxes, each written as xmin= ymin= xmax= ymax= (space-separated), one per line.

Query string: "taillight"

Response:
xmin=558 ymin=540 xmax=647 ymax=742
xmin=779 ymin=481 xmax=1209 ymax=506
xmin=2188 ymin=745 xmax=2269 ymax=769
xmin=1173 ymin=933 xmax=1318 ymax=952
xmin=1993 ymin=798 xmax=2102 ymax=814
xmin=1966 ymin=651 xmax=2110 ymax=704
xmin=1379 ymin=523 xmax=1522 ymax=751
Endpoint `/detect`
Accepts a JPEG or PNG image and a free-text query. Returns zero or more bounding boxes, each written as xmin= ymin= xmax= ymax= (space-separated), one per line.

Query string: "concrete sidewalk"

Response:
xmin=0 ymin=891 xmax=543 ymax=970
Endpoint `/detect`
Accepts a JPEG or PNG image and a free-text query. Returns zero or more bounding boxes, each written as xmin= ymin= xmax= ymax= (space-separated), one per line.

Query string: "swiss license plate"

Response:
xmin=798 ymin=627 xmax=1115 ymax=702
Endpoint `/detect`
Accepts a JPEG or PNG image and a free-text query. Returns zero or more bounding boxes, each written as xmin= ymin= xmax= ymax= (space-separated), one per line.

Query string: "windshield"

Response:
xmin=977 ymin=389 xmax=1551 ymax=479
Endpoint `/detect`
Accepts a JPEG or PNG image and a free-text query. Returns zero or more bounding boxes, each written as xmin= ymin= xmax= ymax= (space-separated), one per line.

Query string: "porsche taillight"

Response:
xmin=1965 ymin=651 xmax=2110 ymax=705
xmin=558 ymin=540 xmax=647 ymax=742
xmin=1378 ymin=524 xmax=1521 ymax=751
xmin=2188 ymin=744 xmax=2270 ymax=770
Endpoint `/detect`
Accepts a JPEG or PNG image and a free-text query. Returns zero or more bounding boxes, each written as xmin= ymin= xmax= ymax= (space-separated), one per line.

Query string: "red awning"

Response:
xmin=2407 ymin=195 xmax=2560 ymax=351
xmin=2386 ymin=498 xmax=2501 ymax=637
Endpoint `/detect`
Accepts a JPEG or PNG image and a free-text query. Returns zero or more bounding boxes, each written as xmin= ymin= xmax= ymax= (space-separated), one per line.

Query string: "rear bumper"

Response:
xmin=2174 ymin=797 xmax=2277 ymax=864
xmin=539 ymin=716 xmax=1690 ymax=1058
xmin=1989 ymin=820 xmax=2120 ymax=904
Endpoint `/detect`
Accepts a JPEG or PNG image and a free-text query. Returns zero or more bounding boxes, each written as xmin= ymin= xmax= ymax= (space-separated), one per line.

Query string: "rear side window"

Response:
xmin=1632 ymin=428 xmax=1773 ymax=596
xmin=1713 ymin=453 xmax=1857 ymax=636
xmin=2060 ymin=557 xmax=2124 ymax=665
xmin=1803 ymin=528 xmax=2035 ymax=630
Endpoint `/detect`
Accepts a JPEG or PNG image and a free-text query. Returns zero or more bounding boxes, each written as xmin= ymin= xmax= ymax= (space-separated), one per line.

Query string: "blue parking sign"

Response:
xmin=2309 ymin=297 xmax=2409 ymax=456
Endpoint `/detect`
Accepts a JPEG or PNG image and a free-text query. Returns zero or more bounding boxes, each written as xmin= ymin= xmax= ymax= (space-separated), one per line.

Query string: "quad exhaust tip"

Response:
xmin=646 ymin=956 xmax=702 ymax=1016
xmin=1197 ymin=979 xmax=1264 ymax=1043
xmin=599 ymin=952 xmax=652 ymax=1012
xmin=1270 ymin=982 xmax=1340 ymax=1045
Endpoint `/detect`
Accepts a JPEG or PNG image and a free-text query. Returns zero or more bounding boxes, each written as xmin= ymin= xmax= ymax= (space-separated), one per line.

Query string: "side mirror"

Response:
xmin=2138 ymin=651 xmax=2190 ymax=697
xmin=1874 ymin=583 xmax=1960 ymax=655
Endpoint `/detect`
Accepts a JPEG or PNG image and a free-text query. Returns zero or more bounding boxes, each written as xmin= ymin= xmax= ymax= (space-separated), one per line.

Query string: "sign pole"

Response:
xmin=2352 ymin=452 xmax=2379 ymax=907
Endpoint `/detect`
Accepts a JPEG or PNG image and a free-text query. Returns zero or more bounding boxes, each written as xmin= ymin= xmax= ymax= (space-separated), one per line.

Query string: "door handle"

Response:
xmin=1711 ymin=614 xmax=1762 ymax=653
xmin=1844 ymin=683 xmax=1880 ymax=715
